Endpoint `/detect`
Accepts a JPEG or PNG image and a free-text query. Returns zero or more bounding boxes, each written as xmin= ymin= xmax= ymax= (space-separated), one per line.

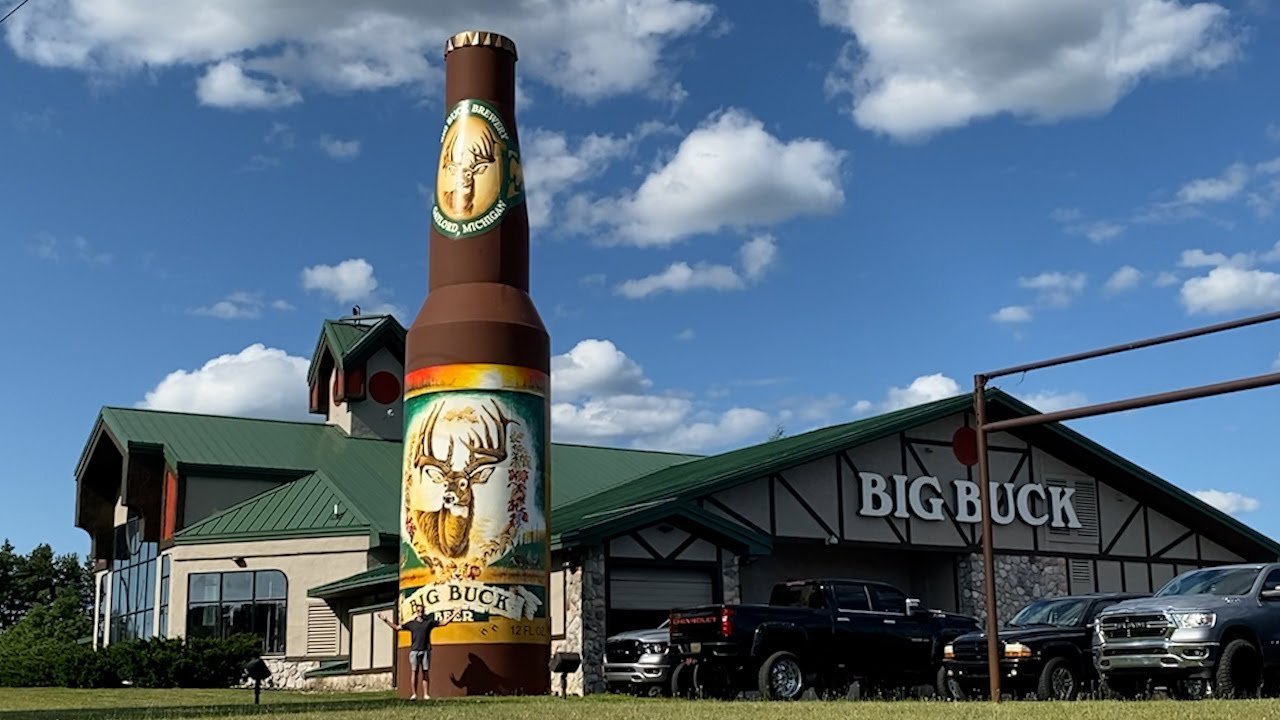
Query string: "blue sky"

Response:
xmin=3 ymin=1 xmax=1280 ymax=558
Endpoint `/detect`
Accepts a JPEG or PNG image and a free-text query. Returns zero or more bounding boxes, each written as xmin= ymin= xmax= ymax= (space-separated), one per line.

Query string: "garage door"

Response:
xmin=609 ymin=566 xmax=715 ymax=611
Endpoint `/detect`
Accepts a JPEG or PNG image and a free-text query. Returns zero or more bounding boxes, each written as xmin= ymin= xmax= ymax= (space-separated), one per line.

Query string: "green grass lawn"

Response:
xmin=5 ymin=690 xmax=1280 ymax=720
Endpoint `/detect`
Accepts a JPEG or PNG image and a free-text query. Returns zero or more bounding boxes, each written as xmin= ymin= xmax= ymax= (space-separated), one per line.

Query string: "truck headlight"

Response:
xmin=1171 ymin=612 xmax=1216 ymax=629
xmin=943 ymin=644 xmax=954 ymax=660
xmin=641 ymin=642 xmax=669 ymax=655
xmin=1003 ymin=642 xmax=1033 ymax=659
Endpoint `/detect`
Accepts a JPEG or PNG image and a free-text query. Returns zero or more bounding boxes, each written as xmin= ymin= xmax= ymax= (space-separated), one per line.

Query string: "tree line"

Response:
xmin=0 ymin=540 xmax=94 ymax=632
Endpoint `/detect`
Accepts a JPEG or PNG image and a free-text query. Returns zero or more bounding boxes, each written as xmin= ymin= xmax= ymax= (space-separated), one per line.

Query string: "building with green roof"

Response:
xmin=73 ymin=314 xmax=1280 ymax=695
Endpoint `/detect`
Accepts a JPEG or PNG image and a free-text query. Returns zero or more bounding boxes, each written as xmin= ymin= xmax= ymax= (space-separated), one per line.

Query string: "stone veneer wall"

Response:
xmin=720 ymin=552 xmax=741 ymax=604
xmin=956 ymin=553 xmax=1069 ymax=624
xmin=246 ymin=659 xmax=321 ymax=690
xmin=549 ymin=544 xmax=607 ymax=695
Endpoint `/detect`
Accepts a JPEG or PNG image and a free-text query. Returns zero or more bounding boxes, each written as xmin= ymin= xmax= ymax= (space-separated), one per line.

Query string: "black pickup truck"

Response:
xmin=943 ymin=592 xmax=1147 ymax=700
xmin=668 ymin=578 xmax=980 ymax=700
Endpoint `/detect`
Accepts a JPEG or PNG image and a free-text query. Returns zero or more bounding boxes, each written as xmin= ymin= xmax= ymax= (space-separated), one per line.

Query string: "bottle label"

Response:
xmin=398 ymin=364 xmax=550 ymax=646
xmin=432 ymin=99 xmax=525 ymax=240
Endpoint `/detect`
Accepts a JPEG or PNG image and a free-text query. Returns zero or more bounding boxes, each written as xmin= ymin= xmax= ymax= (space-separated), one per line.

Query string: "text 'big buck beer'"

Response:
xmin=398 ymin=30 xmax=551 ymax=698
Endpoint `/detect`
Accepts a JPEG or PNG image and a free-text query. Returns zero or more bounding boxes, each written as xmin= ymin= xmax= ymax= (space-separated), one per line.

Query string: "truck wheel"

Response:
xmin=1035 ymin=656 xmax=1078 ymax=701
xmin=671 ymin=663 xmax=695 ymax=699
xmin=936 ymin=665 xmax=965 ymax=701
xmin=1215 ymin=639 xmax=1263 ymax=699
xmin=757 ymin=651 xmax=805 ymax=701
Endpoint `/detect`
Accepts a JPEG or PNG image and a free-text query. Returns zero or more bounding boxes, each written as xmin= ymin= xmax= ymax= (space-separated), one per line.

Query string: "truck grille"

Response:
xmin=951 ymin=641 xmax=987 ymax=663
xmin=1099 ymin=614 xmax=1172 ymax=640
xmin=605 ymin=640 xmax=640 ymax=663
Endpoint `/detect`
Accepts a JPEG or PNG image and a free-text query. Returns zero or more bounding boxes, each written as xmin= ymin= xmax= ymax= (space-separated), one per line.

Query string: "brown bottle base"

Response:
xmin=395 ymin=644 xmax=551 ymax=698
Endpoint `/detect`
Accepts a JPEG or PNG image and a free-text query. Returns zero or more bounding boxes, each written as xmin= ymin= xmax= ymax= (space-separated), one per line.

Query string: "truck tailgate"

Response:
xmin=669 ymin=605 xmax=728 ymax=645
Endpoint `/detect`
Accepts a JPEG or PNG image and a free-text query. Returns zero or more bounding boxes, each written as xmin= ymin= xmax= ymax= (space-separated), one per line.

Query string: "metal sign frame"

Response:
xmin=971 ymin=308 xmax=1280 ymax=702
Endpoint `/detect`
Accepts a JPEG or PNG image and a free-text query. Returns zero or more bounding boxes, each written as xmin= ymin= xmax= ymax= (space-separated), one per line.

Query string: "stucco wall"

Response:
xmin=166 ymin=535 xmax=371 ymax=660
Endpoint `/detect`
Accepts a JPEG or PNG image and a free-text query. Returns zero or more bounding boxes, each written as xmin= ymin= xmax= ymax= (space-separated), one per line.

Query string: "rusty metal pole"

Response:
xmin=973 ymin=377 xmax=1001 ymax=703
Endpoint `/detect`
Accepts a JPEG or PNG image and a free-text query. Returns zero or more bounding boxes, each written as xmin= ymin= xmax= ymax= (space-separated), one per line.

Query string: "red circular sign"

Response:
xmin=952 ymin=426 xmax=978 ymax=466
xmin=369 ymin=371 xmax=402 ymax=405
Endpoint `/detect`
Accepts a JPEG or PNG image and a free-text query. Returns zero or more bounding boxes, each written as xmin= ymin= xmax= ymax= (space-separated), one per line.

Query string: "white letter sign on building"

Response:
xmin=857 ymin=472 xmax=1082 ymax=529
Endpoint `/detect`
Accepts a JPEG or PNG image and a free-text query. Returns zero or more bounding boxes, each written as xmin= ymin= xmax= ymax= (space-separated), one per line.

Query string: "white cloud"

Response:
xmin=5 ymin=1 xmax=716 ymax=108
xmin=301 ymin=258 xmax=379 ymax=304
xmin=1176 ymin=162 xmax=1250 ymax=204
xmin=265 ymin=122 xmax=296 ymax=148
xmin=676 ymin=328 xmax=695 ymax=341
xmin=1105 ymin=266 xmax=1144 ymax=294
xmin=855 ymin=373 xmax=963 ymax=415
xmin=1016 ymin=390 xmax=1088 ymax=414
xmin=1181 ymin=266 xmax=1280 ymax=314
xmin=1052 ymin=209 xmax=1127 ymax=243
xmin=551 ymin=339 xmax=652 ymax=401
xmin=1193 ymin=489 xmax=1260 ymax=515
xmin=571 ymin=109 xmax=846 ymax=246
xmin=138 ymin=344 xmax=312 ymax=420
xmin=816 ymin=0 xmax=1238 ymax=141
xmin=192 ymin=291 xmax=294 ymax=320
xmin=27 ymin=233 xmax=112 ymax=264
xmin=523 ymin=123 xmax=673 ymax=230
xmin=549 ymin=338 xmax=773 ymax=452
xmin=739 ymin=235 xmax=778 ymax=281
xmin=319 ymin=134 xmax=361 ymax=159
xmin=617 ymin=262 xmax=744 ymax=299
xmin=616 ymin=235 xmax=779 ymax=299
xmin=1178 ymin=241 xmax=1280 ymax=314
xmin=196 ymin=60 xmax=302 ymax=110
xmin=991 ymin=305 xmax=1033 ymax=324
xmin=1154 ymin=271 xmax=1181 ymax=287
xmin=1018 ymin=271 xmax=1088 ymax=308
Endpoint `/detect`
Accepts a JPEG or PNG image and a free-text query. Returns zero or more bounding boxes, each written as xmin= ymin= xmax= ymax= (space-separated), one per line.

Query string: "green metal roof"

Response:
xmin=88 ymin=405 xmax=699 ymax=547
xmin=99 ymin=407 xmax=401 ymax=546
xmin=553 ymin=393 xmax=980 ymax=540
xmin=176 ymin=472 xmax=372 ymax=544
xmin=308 ymin=563 xmax=398 ymax=599
xmin=305 ymin=315 xmax=407 ymax=385
xmin=553 ymin=389 xmax=1280 ymax=560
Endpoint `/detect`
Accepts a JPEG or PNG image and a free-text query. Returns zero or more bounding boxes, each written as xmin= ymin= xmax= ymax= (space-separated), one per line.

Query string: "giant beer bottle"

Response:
xmin=398 ymin=30 xmax=551 ymax=698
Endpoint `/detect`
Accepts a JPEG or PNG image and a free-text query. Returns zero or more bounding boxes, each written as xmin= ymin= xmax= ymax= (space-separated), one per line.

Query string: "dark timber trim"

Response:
xmin=775 ymin=472 xmax=837 ymax=539
xmin=629 ymin=532 xmax=663 ymax=561
xmin=905 ymin=440 xmax=971 ymax=547
xmin=705 ymin=497 xmax=770 ymax=537
xmin=666 ymin=533 xmax=700 ymax=561
xmin=1103 ymin=504 xmax=1143 ymax=556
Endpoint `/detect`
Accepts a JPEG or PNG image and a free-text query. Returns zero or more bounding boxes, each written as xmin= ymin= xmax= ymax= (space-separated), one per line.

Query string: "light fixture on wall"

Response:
xmin=825 ymin=535 xmax=839 ymax=546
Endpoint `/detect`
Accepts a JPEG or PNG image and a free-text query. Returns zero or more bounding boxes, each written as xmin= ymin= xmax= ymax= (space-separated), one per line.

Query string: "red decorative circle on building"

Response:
xmin=369 ymin=371 xmax=402 ymax=405
xmin=952 ymin=426 xmax=978 ymax=467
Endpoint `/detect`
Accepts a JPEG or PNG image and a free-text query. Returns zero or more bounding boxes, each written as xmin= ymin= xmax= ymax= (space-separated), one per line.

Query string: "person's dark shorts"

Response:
xmin=410 ymin=650 xmax=430 ymax=671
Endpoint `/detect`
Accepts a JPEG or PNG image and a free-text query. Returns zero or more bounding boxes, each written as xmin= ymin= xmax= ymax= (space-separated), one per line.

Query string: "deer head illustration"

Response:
xmin=408 ymin=401 xmax=516 ymax=559
xmin=442 ymin=127 xmax=498 ymax=217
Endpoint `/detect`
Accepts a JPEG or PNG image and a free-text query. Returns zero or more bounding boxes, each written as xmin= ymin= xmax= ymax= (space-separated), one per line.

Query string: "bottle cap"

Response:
xmin=445 ymin=30 xmax=518 ymax=60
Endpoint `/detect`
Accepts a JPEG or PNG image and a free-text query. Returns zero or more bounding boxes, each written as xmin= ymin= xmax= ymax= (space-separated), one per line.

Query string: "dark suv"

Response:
xmin=943 ymin=592 xmax=1146 ymax=700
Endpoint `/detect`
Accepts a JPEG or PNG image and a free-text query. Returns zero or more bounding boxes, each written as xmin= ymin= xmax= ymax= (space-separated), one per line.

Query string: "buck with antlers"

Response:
xmin=441 ymin=127 xmax=498 ymax=217
xmin=407 ymin=400 xmax=516 ymax=559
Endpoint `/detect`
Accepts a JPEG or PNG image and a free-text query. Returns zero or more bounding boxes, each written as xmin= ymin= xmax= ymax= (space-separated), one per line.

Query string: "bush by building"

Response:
xmin=0 ymin=591 xmax=261 ymax=688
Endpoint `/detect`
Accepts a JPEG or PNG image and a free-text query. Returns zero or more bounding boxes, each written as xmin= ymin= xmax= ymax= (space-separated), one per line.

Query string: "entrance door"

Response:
xmin=609 ymin=565 xmax=716 ymax=633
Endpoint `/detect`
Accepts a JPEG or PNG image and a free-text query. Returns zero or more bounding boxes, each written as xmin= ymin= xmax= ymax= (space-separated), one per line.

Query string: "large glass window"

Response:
xmin=186 ymin=570 xmax=288 ymax=654
xmin=158 ymin=555 xmax=171 ymax=637
xmin=96 ymin=574 xmax=108 ymax=647
xmin=109 ymin=517 xmax=158 ymax=642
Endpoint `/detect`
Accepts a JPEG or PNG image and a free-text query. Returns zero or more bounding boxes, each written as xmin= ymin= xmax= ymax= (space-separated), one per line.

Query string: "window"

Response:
xmin=869 ymin=585 xmax=907 ymax=614
xmin=96 ymin=574 xmax=108 ymax=647
xmin=550 ymin=570 xmax=565 ymax=639
xmin=157 ymin=555 xmax=171 ymax=637
xmin=109 ymin=516 xmax=158 ymax=642
xmin=770 ymin=583 xmax=828 ymax=609
xmin=1261 ymin=568 xmax=1280 ymax=593
xmin=186 ymin=570 xmax=288 ymax=654
xmin=833 ymin=583 xmax=870 ymax=612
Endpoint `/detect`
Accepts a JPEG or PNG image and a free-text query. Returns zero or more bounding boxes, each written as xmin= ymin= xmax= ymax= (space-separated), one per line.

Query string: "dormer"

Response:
xmin=307 ymin=311 xmax=407 ymax=440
